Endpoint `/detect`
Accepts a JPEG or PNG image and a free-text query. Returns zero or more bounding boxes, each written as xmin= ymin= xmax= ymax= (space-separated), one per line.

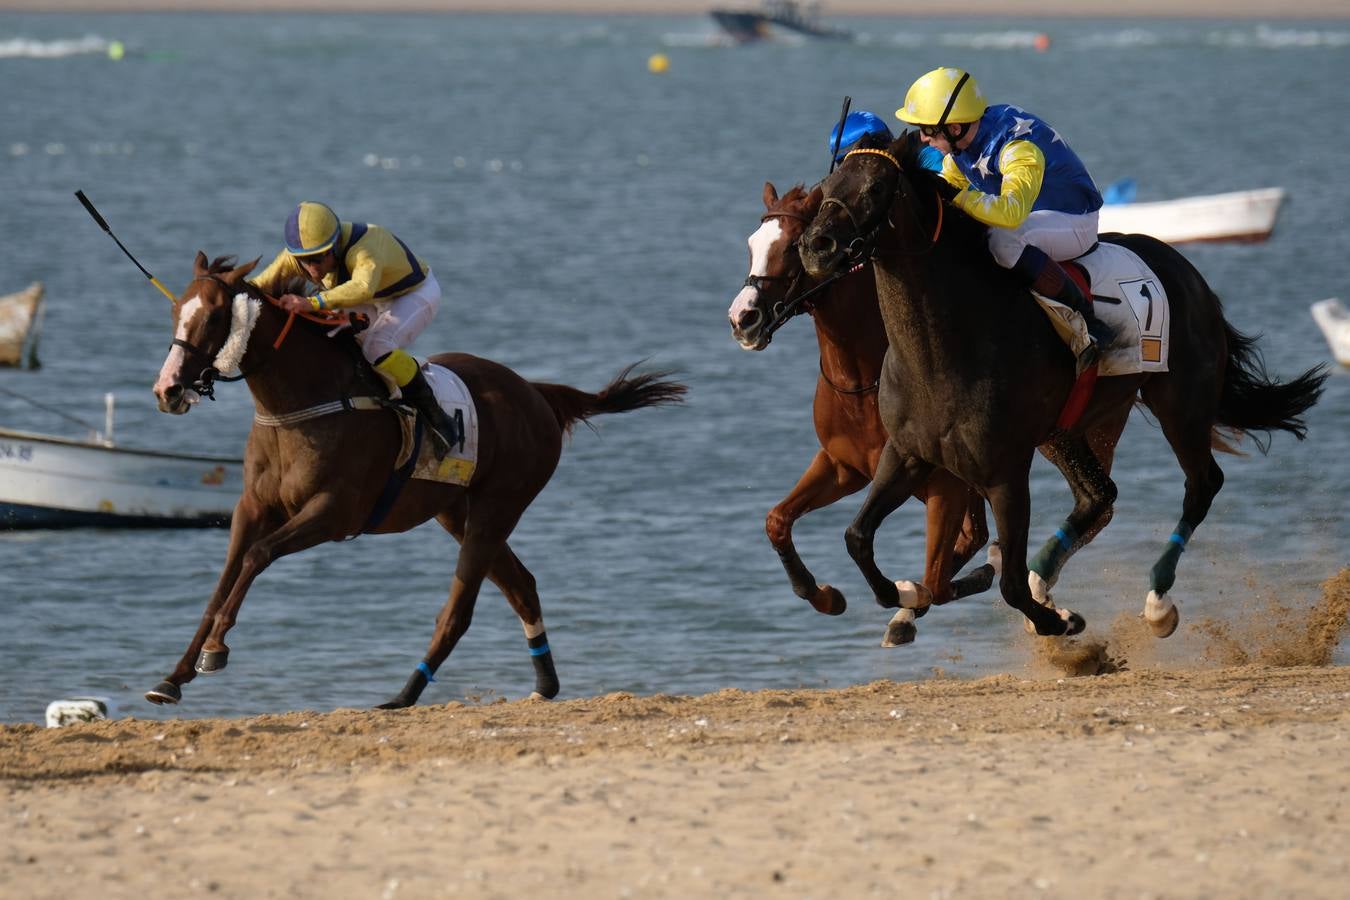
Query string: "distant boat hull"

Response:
xmin=0 ymin=428 xmax=241 ymax=529
xmin=0 ymin=282 xmax=43 ymax=369
xmin=1310 ymin=298 xmax=1350 ymax=367
xmin=1097 ymin=187 xmax=1285 ymax=245
xmin=710 ymin=4 xmax=851 ymax=43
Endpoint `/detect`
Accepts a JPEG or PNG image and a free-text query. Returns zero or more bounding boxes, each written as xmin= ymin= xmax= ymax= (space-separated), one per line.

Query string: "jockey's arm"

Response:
xmin=939 ymin=155 xmax=971 ymax=192
xmin=248 ymin=250 xmax=304 ymax=297
xmin=313 ymin=250 xmax=382 ymax=310
xmin=952 ymin=140 xmax=1046 ymax=230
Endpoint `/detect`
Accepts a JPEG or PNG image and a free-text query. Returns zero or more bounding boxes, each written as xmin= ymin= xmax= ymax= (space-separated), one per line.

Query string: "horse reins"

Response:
xmin=831 ymin=147 xmax=945 ymax=261
xmin=171 ymin=274 xmax=361 ymax=401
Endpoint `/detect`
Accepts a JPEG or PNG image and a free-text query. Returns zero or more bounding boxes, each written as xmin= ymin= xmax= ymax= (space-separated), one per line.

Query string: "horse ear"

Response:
xmin=222 ymin=256 xmax=261 ymax=286
xmin=806 ymin=184 xmax=824 ymax=214
xmin=194 ymin=251 xmax=209 ymax=276
xmin=763 ymin=181 xmax=779 ymax=209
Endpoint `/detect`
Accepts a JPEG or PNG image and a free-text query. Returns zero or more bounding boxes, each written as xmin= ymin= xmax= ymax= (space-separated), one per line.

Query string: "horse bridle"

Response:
xmin=167 ymin=274 xmax=254 ymax=401
xmin=818 ymin=146 xmax=945 ymax=263
xmin=169 ymin=274 xmax=364 ymax=401
xmin=751 ymin=209 xmax=858 ymax=341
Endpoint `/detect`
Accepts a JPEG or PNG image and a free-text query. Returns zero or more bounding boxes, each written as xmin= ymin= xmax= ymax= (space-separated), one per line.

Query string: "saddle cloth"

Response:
xmin=391 ymin=362 xmax=480 ymax=485
xmin=1070 ymin=241 xmax=1172 ymax=376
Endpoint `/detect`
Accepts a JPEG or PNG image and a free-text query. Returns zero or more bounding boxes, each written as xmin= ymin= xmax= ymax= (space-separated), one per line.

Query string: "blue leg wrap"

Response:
xmin=416 ymin=660 xmax=436 ymax=683
xmin=1030 ymin=521 xmax=1078 ymax=580
xmin=1149 ymin=521 xmax=1193 ymax=594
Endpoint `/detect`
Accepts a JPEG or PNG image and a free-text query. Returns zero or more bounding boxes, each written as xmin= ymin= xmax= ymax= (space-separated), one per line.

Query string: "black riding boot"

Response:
xmin=400 ymin=367 xmax=462 ymax=459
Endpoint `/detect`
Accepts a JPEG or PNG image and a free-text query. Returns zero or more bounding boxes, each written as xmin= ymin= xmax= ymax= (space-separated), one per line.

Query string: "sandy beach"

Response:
xmin=4 ymin=569 xmax=1348 ymax=900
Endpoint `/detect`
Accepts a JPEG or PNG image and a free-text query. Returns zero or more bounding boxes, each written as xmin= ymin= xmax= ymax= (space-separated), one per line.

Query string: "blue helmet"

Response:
xmin=829 ymin=110 xmax=894 ymax=162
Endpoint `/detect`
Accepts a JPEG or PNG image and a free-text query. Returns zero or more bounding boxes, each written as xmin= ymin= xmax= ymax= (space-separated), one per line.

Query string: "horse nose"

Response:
xmin=734 ymin=306 xmax=760 ymax=331
xmin=806 ymin=231 xmax=837 ymax=256
xmin=159 ymin=383 xmax=183 ymax=409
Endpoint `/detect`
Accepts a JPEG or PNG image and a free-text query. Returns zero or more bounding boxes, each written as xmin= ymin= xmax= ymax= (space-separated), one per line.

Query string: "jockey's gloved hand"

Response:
xmin=931 ymin=176 xmax=962 ymax=203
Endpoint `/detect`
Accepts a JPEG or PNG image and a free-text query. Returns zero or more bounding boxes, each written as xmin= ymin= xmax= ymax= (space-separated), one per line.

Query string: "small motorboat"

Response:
xmin=0 ymin=392 xmax=242 ymax=529
xmin=1310 ymin=298 xmax=1350 ymax=367
xmin=709 ymin=1 xmax=852 ymax=44
xmin=0 ymin=282 xmax=44 ymax=369
xmin=1097 ymin=186 xmax=1285 ymax=245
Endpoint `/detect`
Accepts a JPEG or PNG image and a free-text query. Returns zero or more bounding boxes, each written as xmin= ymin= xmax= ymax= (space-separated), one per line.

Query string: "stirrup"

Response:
xmin=1075 ymin=341 xmax=1100 ymax=379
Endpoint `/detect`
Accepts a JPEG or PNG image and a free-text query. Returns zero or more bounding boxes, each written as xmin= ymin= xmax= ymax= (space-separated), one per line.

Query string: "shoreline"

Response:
xmin=5 ymin=2 xmax=1350 ymax=19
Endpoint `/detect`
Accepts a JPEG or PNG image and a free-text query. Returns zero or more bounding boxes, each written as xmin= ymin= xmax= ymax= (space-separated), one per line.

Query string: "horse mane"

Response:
xmin=889 ymin=130 xmax=999 ymax=261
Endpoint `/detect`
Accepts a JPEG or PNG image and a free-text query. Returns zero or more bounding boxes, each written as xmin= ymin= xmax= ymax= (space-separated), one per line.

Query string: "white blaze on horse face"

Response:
xmin=154 ymin=293 xmax=203 ymax=401
xmin=729 ymin=218 xmax=784 ymax=337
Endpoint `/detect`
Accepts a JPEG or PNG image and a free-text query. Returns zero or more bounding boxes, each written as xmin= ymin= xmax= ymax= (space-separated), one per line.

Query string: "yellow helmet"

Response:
xmin=284 ymin=201 xmax=341 ymax=257
xmin=895 ymin=68 xmax=987 ymax=126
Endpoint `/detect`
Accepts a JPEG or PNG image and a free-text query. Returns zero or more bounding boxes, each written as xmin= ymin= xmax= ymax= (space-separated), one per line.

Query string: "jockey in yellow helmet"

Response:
xmin=897 ymin=67 xmax=1107 ymax=375
xmin=250 ymin=201 xmax=461 ymax=458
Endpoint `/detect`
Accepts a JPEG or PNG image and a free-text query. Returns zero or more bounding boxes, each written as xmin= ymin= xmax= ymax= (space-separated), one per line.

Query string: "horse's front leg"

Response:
xmin=145 ymin=492 xmax=279 ymax=704
xmin=844 ymin=441 xmax=930 ymax=613
xmin=987 ymin=477 xmax=1085 ymax=637
xmin=146 ymin=493 xmax=344 ymax=705
xmin=767 ymin=449 xmax=869 ymax=616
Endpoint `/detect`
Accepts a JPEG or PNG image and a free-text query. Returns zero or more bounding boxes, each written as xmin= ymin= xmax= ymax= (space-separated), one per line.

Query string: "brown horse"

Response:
xmin=145 ymin=252 xmax=685 ymax=709
xmin=730 ymin=182 xmax=1130 ymax=644
xmin=729 ymin=182 xmax=994 ymax=644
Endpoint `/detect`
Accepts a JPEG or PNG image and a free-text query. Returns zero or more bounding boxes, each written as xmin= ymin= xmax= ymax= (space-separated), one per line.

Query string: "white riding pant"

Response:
xmin=349 ymin=269 xmax=441 ymax=365
xmin=986 ymin=209 xmax=1100 ymax=268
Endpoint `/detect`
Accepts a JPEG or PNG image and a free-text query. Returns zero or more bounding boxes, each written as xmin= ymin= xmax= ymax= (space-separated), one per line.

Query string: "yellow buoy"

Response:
xmin=107 ymin=40 xmax=125 ymax=61
xmin=647 ymin=53 xmax=670 ymax=75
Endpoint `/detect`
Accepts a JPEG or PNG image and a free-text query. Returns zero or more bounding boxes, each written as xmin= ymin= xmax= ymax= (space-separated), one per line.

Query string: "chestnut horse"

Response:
xmin=729 ymin=182 xmax=1129 ymax=645
xmin=729 ymin=182 xmax=994 ymax=645
xmin=800 ymin=132 xmax=1326 ymax=638
xmin=146 ymin=253 xmax=685 ymax=709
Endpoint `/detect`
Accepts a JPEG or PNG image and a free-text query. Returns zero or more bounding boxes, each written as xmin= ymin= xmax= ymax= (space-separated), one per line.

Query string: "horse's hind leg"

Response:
xmin=987 ymin=475 xmax=1085 ymax=637
xmin=768 ymin=450 xmax=869 ymax=616
xmin=486 ymin=544 xmax=559 ymax=700
xmin=1027 ymin=427 xmax=1119 ymax=620
xmin=1139 ymin=386 xmax=1225 ymax=638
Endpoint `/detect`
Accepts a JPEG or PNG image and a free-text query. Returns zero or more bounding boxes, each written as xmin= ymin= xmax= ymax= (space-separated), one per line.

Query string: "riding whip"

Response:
xmin=74 ymin=189 xmax=176 ymax=302
xmin=828 ymin=95 xmax=852 ymax=175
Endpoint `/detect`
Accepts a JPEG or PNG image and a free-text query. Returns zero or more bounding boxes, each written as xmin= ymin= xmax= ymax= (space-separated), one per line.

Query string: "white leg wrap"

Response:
xmin=1143 ymin=590 xmax=1175 ymax=624
xmin=986 ymin=542 xmax=1003 ymax=576
xmin=1029 ymin=571 xmax=1055 ymax=607
xmin=889 ymin=609 xmax=917 ymax=628
xmin=894 ymin=580 xmax=933 ymax=609
xmin=521 ymin=618 xmax=546 ymax=639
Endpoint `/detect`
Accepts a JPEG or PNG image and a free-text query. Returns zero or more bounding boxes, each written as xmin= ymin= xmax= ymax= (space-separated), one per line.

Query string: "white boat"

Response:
xmin=1097 ymin=187 xmax=1285 ymax=245
xmin=0 ymin=282 xmax=44 ymax=369
xmin=1310 ymin=298 xmax=1350 ymax=367
xmin=0 ymin=395 xmax=241 ymax=529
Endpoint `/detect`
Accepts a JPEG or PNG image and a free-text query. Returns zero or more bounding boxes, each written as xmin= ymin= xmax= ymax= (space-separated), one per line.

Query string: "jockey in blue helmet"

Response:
xmin=830 ymin=109 xmax=944 ymax=172
xmin=250 ymin=201 xmax=462 ymax=458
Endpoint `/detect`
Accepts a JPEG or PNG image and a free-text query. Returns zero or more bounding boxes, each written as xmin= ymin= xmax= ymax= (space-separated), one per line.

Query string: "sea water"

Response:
xmin=0 ymin=13 xmax=1346 ymax=723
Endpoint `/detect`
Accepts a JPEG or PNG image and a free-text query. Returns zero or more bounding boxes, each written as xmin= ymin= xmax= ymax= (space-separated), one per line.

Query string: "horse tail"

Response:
xmin=531 ymin=363 xmax=686 ymax=435
xmin=1214 ymin=316 xmax=1328 ymax=454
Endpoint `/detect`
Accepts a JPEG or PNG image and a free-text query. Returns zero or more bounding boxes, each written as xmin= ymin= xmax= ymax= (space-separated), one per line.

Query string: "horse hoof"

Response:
xmin=144 ymin=681 xmax=181 ymax=705
xmin=375 ymin=697 xmax=411 ymax=710
xmin=1061 ymin=609 xmax=1086 ymax=636
xmin=195 ymin=648 xmax=229 ymax=674
xmin=810 ymin=585 xmax=847 ymax=616
xmin=1144 ymin=590 xmax=1180 ymax=638
xmin=882 ymin=610 xmax=917 ymax=647
xmin=527 ymin=691 xmax=552 ymax=701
